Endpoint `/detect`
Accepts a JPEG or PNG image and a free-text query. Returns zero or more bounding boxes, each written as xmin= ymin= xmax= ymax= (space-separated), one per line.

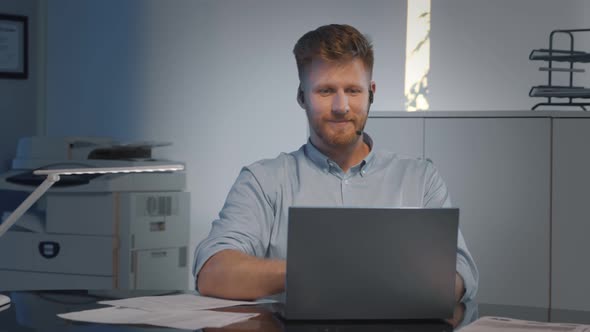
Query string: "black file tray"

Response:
xmin=529 ymin=29 xmax=590 ymax=110
xmin=529 ymin=49 xmax=590 ymax=63
xmin=530 ymin=86 xmax=590 ymax=98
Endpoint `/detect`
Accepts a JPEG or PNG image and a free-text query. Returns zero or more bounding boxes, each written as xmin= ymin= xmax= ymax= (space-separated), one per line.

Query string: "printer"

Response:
xmin=0 ymin=137 xmax=190 ymax=291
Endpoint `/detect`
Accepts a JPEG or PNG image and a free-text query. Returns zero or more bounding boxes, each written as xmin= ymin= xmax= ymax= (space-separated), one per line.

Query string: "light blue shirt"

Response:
xmin=193 ymin=134 xmax=479 ymax=302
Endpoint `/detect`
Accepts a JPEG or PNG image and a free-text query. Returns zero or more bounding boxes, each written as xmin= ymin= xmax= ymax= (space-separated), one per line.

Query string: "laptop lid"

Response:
xmin=284 ymin=207 xmax=459 ymax=320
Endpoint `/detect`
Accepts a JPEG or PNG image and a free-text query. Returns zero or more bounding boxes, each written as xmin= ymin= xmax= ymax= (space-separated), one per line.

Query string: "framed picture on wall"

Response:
xmin=0 ymin=14 xmax=28 ymax=79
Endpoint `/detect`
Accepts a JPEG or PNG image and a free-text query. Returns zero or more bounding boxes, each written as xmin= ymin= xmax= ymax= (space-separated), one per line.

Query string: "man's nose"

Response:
xmin=332 ymin=91 xmax=350 ymax=115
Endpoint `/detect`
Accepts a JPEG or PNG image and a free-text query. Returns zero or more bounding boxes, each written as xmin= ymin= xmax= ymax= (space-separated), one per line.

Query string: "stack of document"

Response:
xmin=58 ymin=293 xmax=267 ymax=330
xmin=461 ymin=316 xmax=590 ymax=332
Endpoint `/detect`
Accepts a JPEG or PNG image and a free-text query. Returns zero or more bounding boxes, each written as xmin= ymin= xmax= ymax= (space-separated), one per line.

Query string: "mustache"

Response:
xmin=324 ymin=115 xmax=355 ymax=121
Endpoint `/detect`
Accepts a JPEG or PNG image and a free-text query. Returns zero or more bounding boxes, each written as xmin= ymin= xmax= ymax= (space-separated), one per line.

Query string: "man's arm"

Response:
xmin=423 ymin=160 xmax=479 ymax=302
xmin=193 ymin=167 xmax=280 ymax=299
xmin=455 ymin=273 xmax=465 ymax=303
xmin=197 ymin=249 xmax=286 ymax=300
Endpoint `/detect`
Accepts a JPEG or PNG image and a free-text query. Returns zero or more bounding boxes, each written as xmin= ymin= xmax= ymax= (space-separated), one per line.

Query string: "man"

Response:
xmin=193 ymin=24 xmax=478 ymax=304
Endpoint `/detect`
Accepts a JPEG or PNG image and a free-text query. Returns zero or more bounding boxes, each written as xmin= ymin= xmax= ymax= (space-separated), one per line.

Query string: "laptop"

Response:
xmin=279 ymin=207 xmax=459 ymax=321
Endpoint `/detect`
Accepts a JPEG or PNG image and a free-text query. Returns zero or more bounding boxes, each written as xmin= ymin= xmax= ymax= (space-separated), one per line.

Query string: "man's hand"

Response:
xmin=455 ymin=272 xmax=465 ymax=303
xmin=197 ymin=249 xmax=286 ymax=300
xmin=445 ymin=302 xmax=466 ymax=328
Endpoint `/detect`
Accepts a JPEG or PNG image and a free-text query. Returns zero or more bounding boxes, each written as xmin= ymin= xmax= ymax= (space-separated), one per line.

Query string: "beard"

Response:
xmin=308 ymin=115 xmax=364 ymax=149
xmin=320 ymin=124 xmax=358 ymax=147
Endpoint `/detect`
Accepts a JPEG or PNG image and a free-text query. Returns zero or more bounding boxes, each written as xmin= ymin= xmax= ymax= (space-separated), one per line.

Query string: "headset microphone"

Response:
xmin=356 ymin=90 xmax=374 ymax=136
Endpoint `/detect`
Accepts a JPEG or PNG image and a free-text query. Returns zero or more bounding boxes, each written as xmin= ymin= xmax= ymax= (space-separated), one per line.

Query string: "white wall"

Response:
xmin=0 ymin=0 xmax=39 ymax=171
xmin=43 ymin=0 xmax=590 ymax=289
xmin=430 ymin=0 xmax=590 ymax=111
xmin=45 ymin=0 xmax=407 ymax=288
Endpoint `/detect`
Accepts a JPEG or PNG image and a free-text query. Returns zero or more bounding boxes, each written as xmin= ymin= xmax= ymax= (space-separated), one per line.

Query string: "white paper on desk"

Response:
xmin=142 ymin=310 xmax=259 ymax=330
xmin=58 ymin=306 xmax=259 ymax=330
xmin=461 ymin=316 xmax=590 ymax=332
xmin=58 ymin=307 xmax=149 ymax=324
xmin=98 ymin=293 xmax=263 ymax=311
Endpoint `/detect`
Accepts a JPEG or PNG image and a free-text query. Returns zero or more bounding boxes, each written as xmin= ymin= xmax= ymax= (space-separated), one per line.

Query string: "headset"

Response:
xmin=299 ymin=88 xmax=373 ymax=136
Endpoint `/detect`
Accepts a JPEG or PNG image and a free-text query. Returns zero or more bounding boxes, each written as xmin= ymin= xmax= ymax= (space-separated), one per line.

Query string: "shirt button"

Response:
xmin=343 ymin=180 xmax=349 ymax=185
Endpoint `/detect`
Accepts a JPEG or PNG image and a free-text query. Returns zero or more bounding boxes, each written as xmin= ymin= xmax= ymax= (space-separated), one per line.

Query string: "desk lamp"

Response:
xmin=0 ymin=164 xmax=185 ymax=307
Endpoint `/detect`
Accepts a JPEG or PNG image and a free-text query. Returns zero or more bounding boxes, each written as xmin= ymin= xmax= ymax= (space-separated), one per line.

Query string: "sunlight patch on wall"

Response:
xmin=404 ymin=0 xmax=431 ymax=111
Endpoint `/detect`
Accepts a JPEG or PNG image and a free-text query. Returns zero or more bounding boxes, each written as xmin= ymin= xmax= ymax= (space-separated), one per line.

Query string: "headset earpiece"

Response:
xmin=298 ymin=89 xmax=305 ymax=104
xmin=369 ymin=90 xmax=374 ymax=104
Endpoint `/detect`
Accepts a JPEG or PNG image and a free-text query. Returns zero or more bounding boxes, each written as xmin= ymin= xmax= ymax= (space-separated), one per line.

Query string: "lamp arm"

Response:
xmin=0 ymin=174 xmax=60 ymax=237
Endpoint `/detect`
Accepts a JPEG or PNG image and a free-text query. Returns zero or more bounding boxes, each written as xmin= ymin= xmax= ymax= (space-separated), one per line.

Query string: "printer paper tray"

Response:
xmin=0 ymin=232 xmax=113 ymax=276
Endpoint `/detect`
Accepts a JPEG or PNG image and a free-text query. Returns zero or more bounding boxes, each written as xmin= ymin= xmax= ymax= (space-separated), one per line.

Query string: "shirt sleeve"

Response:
xmin=423 ymin=160 xmax=479 ymax=303
xmin=192 ymin=167 xmax=274 ymax=286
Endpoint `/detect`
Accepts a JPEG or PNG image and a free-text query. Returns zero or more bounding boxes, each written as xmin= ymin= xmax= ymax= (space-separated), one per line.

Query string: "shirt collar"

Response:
xmin=304 ymin=133 xmax=376 ymax=176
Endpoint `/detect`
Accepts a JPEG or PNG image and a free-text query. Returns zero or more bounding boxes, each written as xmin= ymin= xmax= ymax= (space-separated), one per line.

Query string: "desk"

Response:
xmin=1 ymin=291 xmax=590 ymax=331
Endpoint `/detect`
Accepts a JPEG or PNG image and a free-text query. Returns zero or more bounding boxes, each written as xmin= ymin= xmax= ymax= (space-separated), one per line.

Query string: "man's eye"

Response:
xmin=348 ymin=89 xmax=362 ymax=95
xmin=318 ymin=89 xmax=333 ymax=96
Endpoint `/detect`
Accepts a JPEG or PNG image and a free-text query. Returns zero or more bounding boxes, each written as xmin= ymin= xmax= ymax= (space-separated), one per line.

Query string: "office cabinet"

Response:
xmin=551 ymin=119 xmax=590 ymax=313
xmin=367 ymin=111 xmax=589 ymax=312
xmin=364 ymin=118 xmax=423 ymax=158
xmin=425 ymin=118 xmax=551 ymax=308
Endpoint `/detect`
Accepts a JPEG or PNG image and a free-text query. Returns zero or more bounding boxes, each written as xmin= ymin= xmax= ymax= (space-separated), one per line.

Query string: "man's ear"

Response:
xmin=297 ymin=87 xmax=305 ymax=109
